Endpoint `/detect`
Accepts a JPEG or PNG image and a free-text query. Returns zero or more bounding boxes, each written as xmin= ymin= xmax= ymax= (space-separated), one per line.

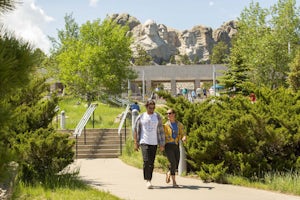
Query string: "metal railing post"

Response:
xmin=84 ymin=126 xmax=86 ymax=145
xmin=93 ymin=111 xmax=95 ymax=128
xmin=76 ymin=135 xmax=78 ymax=159
xmin=120 ymin=133 xmax=122 ymax=155
xmin=124 ymin=118 xmax=127 ymax=141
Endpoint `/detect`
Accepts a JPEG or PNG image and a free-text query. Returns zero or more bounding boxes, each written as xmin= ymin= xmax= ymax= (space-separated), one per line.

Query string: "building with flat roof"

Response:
xmin=130 ymin=64 xmax=227 ymax=98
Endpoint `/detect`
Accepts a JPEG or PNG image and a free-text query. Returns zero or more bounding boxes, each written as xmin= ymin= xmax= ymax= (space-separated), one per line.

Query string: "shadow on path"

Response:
xmin=82 ymin=177 xmax=215 ymax=192
xmin=154 ymin=185 xmax=214 ymax=190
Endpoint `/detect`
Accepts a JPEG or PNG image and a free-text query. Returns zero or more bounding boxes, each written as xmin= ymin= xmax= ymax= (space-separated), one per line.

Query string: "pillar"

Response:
xmin=60 ymin=110 xmax=65 ymax=129
xmin=171 ymin=79 xmax=176 ymax=96
xmin=194 ymin=79 xmax=201 ymax=89
xmin=178 ymin=140 xmax=187 ymax=175
xmin=145 ymin=80 xmax=152 ymax=99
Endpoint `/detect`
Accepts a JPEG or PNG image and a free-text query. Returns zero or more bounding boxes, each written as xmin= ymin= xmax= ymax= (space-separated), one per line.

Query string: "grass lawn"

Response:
xmin=13 ymin=182 xmax=121 ymax=200
xmin=55 ymin=97 xmax=128 ymax=130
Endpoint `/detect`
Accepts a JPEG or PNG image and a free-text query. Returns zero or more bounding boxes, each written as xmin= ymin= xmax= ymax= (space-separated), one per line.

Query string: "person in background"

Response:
xmin=130 ymin=102 xmax=140 ymax=112
xmin=134 ymin=99 xmax=165 ymax=189
xmin=203 ymin=88 xmax=207 ymax=98
xmin=196 ymin=87 xmax=202 ymax=98
xmin=249 ymin=92 xmax=256 ymax=103
xmin=191 ymin=90 xmax=196 ymax=99
xmin=130 ymin=102 xmax=140 ymax=137
xmin=163 ymin=108 xmax=186 ymax=188
xmin=182 ymin=88 xmax=188 ymax=98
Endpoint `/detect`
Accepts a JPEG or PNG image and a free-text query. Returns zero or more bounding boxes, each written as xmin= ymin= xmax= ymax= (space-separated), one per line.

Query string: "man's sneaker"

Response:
xmin=146 ymin=181 xmax=153 ymax=189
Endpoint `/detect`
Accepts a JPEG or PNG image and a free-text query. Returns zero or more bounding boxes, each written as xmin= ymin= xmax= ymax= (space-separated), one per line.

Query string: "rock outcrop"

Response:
xmin=109 ymin=13 xmax=237 ymax=64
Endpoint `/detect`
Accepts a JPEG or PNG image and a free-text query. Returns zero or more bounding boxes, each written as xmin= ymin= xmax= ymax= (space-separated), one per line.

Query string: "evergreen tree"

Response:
xmin=180 ymin=54 xmax=191 ymax=65
xmin=0 ymin=0 xmax=16 ymax=13
xmin=224 ymin=0 xmax=300 ymax=90
xmin=0 ymin=0 xmax=37 ymax=177
xmin=221 ymin=38 xmax=252 ymax=95
xmin=288 ymin=48 xmax=300 ymax=92
xmin=133 ymin=44 xmax=153 ymax=66
xmin=211 ymin=41 xmax=229 ymax=64
xmin=9 ymin=77 xmax=74 ymax=184
xmin=193 ymin=55 xmax=200 ymax=64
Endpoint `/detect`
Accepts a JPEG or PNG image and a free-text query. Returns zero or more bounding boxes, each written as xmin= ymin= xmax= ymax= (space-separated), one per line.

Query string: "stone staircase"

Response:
xmin=70 ymin=128 xmax=130 ymax=159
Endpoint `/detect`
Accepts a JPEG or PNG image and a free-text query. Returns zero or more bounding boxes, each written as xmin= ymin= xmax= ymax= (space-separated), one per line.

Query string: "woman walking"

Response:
xmin=164 ymin=108 xmax=186 ymax=188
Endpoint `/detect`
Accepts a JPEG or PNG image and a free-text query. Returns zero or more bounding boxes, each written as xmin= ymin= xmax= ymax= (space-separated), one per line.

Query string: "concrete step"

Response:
xmin=75 ymin=141 xmax=124 ymax=145
xmin=75 ymin=144 xmax=122 ymax=149
xmin=76 ymin=153 xmax=120 ymax=159
xmin=73 ymin=135 xmax=122 ymax=140
xmin=76 ymin=148 xmax=120 ymax=154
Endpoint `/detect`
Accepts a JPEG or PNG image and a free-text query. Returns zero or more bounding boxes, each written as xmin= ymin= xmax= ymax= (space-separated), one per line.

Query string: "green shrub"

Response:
xmin=2 ymin=77 xmax=76 ymax=184
xmin=197 ymin=161 xmax=228 ymax=183
xmin=16 ymin=128 xmax=74 ymax=184
xmin=159 ymin=88 xmax=300 ymax=181
xmin=156 ymin=154 xmax=169 ymax=171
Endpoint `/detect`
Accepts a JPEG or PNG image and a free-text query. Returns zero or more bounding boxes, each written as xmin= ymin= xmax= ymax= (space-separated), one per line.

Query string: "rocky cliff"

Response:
xmin=109 ymin=13 xmax=237 ymax=65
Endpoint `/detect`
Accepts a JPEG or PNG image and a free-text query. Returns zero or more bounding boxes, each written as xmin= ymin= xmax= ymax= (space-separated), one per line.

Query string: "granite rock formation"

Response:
xmin=109 ymin=13 xmax=237 ymax=64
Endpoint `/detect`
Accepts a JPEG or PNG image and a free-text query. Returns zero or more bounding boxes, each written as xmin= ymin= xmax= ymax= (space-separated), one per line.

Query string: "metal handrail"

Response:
xmin=118 ymin=104 xmax=130 ymax=136
xmin=108 ymin=96 xmax=130 ymax=107
xmin=73 ymin=103 xmax=98 ymax=137
xmin=117 ymin=104 xmax=131 ymax=155
xmin=73 ymin=103 xmax=98 ymax=159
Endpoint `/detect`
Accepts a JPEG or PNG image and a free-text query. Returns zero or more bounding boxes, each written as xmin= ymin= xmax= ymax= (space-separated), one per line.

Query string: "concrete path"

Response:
xmin=71 ymin=158 xmax=300 ymax=200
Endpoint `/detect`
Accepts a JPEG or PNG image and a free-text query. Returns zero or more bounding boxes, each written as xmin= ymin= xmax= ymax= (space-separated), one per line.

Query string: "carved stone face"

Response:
xmin=182 ymin=31 xmax=191 ymax=43
xmin=143 ymin=20 xmax=158 ymax=36
xmin=182 ymin=31 xmax=196 ymax=46
xmin=158 ymin=24 xmax=168 ymax=39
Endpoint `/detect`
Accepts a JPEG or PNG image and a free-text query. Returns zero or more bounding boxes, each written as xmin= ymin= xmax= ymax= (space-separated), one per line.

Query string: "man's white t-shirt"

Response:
xmin=139 ymin=113 xmax=158 ymax=145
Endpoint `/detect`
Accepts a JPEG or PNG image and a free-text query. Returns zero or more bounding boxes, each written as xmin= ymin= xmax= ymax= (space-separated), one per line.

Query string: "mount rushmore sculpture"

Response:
xmin=109 ymin=13 xmax=237 ymax=64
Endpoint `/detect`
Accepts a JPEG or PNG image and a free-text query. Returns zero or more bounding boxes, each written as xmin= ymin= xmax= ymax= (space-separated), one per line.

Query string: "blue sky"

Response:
xmin=1 ymin=0 xmax=287 ymax=54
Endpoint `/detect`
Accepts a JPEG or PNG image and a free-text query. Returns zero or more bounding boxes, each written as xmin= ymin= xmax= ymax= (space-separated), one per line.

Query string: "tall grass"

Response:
xmin=120 ymin=137 xmax=143 ymax=169
xmin=264 ymin=171 xmax=300 ymax=195
xmin=226 ymin=171 xmax=300 ymax=196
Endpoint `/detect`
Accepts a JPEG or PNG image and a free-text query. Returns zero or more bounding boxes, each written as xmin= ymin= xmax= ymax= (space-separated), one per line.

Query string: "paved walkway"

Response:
xmin=71 ymin=158 xmax=300 ymax=200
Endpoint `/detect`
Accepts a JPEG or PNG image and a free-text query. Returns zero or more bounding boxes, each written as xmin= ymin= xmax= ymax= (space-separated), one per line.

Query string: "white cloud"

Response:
xmin=209 ymin=1 xmax=214 ymax=6
xmin=1 ymin=0 xmax=54 ymax=54
xmin=89 ymin=0 xmax=99 ymax=7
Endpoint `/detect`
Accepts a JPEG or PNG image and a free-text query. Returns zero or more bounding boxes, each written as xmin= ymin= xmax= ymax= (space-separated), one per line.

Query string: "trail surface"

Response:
xmin=72 ymin=159 xmax=300 ymax=200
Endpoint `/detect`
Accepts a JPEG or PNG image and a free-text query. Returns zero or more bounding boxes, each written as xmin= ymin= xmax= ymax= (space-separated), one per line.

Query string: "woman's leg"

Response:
xmin=165 ymin=144 xmax=178 ymax=175
xmin=165 ymin=144 xmax=180 ymax=186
